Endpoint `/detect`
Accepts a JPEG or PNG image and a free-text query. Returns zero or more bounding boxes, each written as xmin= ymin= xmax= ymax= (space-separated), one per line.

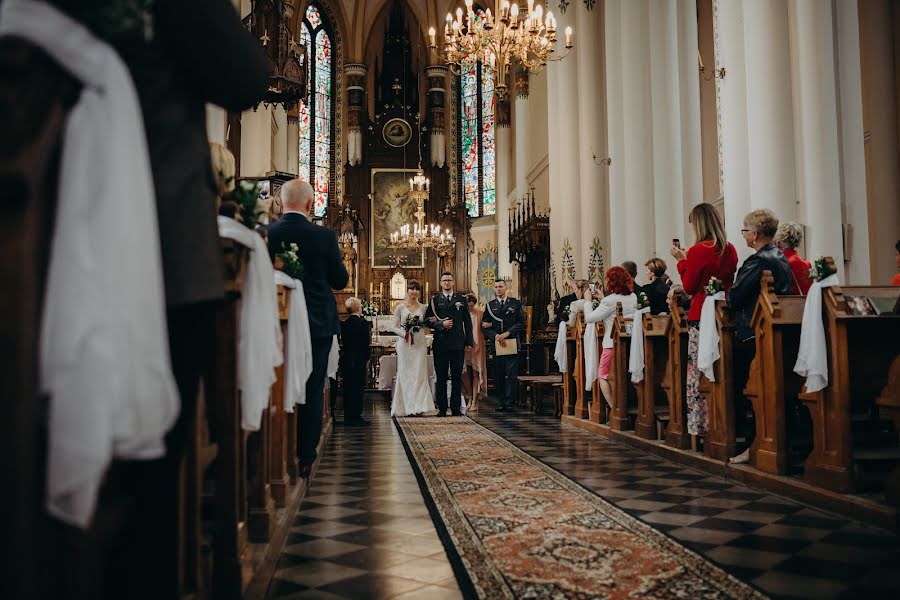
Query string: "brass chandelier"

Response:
xmin=387 ymin=166 xmax=456 ymax=252
xmin=428 ymin=0 xmax=573 ymax=101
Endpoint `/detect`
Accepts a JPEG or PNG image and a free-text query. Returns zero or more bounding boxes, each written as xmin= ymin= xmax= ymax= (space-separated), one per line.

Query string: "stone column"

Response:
xmin=513 ymin=68 xmax=530 ymax=201
xmin=553 ymin=5 xmax=582 ymax=280
xmin=206 ymin=105 xmax=227 ymax=145
xmin=716 ymin=0 xmax=752 ymax=260
xmin=241 ymin=105 xmax=273 ymax=177
xmin=605 ymin=0 xmax=626 ymax=269
xmin=576 ymin=1 xmax=608 ymax=282
xmin=788 ymin=0 xmax=844 ymax=264
xmin=547 ymin=57 xmax=563 ymax=287
xmin=743 ymin=0 xmax=797 ymax=221
xmin=272 ymin=104 xmax=289 ymax=172
xmin=345 ymin=64 xmax=367 ymax=167
xmin=496 ymin=96 xmax=512 ymax=279
xmin=287 ymin=111 xmax=299 ymax=175
xmin=426 ymin=65 xmax=449 ymax=168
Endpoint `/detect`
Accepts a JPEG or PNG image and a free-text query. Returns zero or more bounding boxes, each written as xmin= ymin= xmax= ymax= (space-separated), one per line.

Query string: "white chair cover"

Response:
xmin=793 ymin=274 xmax=840 ymax=393
xmin=697 ymin=291 xmax=726 ymax=382
xmin=273 ymin=270 xmax=312 ymax=411
xmin=629 ymin=307 xmax=653 ymax=383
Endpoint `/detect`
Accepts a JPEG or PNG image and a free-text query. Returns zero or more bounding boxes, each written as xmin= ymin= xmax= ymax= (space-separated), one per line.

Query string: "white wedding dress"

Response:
xmin=390 ymin=302 xmax=435 ymax=416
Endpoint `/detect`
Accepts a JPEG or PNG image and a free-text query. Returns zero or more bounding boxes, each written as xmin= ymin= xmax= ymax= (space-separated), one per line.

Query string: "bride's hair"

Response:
xmin=407 ymin=280 xmax=422 ymax=293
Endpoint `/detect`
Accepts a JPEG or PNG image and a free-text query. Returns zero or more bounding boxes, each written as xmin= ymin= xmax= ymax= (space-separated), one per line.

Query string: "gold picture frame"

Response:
xmin=370 ymin=168 xmax=426 ymax=268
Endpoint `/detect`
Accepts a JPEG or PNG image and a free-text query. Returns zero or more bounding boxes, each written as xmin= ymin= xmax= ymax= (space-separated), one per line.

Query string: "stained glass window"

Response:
xmin=298 ymin=3 xmax=333 ymax=217
xmin=458 ymin=20 xmax=496 ymax=218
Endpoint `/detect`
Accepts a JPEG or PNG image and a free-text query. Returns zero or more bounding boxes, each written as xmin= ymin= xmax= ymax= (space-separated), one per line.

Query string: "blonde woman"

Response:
xmin=774 ymin=222 xmax=812 ymax=295
xmin=670 ymin=203 xmax=738 ymax=439
xmin=463 ymin=294 xmax=487 ymax=410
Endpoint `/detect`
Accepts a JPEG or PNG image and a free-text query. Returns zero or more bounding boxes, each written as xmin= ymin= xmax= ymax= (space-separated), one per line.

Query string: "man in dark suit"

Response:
xmin=268 ymin=179 xmax=348 ymax=476
xmin=482 ymin=279 xmax=527 ymax=411
xmin=622 ymin=261 xmax=644 ymax=295
xmin=340 ymin=297 xmax=371 ymax=426
xmin=425 ymin=272 xmax=473 ymax=416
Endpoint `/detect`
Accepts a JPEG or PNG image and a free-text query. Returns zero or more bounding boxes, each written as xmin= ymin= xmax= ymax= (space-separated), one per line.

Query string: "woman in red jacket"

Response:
xmin=775 ymin=222 xmax=812 ymax=295
xmin=670 ymin=203 xmax=738 ymax=440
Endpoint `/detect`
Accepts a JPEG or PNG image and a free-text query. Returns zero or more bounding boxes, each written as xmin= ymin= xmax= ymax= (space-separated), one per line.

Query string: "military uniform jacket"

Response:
xmin=425 ymin=292 xmax=473 ymax=351
xmin=482 ymin=297 xmax=527 ymax=342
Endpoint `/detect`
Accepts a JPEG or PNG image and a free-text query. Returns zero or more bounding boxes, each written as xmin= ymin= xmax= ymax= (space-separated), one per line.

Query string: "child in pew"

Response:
xmin=728 ymin=209 xmax=793 ymax=464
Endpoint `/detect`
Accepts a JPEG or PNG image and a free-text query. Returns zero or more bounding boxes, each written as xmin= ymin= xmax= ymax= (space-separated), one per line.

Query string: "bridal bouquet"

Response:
xmin=704 ymin=277 xmax=724 ymax=297
xmin=275 ymin=242 xmax=305 ymax=280
xmin=637 ymin=291 xmax=650 ymax=310
xmin=808 ymin=257 xmax=836 ymax=282
xmin=403 ymin=314 xmax=423 ymax=345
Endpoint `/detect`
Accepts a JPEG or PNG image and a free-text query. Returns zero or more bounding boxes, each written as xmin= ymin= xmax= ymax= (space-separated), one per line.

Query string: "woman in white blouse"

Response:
xmin=583 ymin=266 xmax=637 ymax=408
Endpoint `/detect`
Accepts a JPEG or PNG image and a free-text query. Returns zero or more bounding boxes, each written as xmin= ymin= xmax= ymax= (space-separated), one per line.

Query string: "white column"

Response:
xmin=788 ymin=0 xmax=844 ymax=266
xmin=577 ymin=1 xmax=607 ymax=280
xmin=835 ymin=0 xmax=869 ymax=283
xmin=546 ymin=59 xmax=563 ymax=288
xmin=206 ymin=105 xmax=227 ymax=145
xmin=743 ymin=0 xmax=797 ymax=221
xmin=240 ymin=106 xmax=273 ymax=177
xmin=605 ymin=0 xmax=626 ymax=268
xmin=620 ymin=0 xmax=653 ymax=266
xmin=514 ymin=78 xmax=530 ymax=202
xmin=287 ymin=114 xmax=299 ymax=175
xmin=676 ymin=0 xmax=703 ymax=238
xmin=717 ymin=0 xmax=752 ymax=260
xmin=496 ymin=118 xmax=512 ymax=279
xmin=272 ymin=105 xmax=288 ymax=172
xmin=554 ymin=5 xmax=582 ymax=279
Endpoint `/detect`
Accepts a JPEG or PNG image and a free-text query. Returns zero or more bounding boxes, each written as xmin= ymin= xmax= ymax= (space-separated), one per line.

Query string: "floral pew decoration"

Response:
xmin=697 ymin=277 xmax=726 ymax=382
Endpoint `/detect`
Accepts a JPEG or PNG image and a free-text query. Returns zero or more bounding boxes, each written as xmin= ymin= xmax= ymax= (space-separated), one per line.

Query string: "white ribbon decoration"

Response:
xmin=273 ymin=271 xmax=312 ymax=411
xmin=697 ymin=291 xmax=726 ymax=382
xmin=554 ymin=320 xmax=568 ymax=372
xmin=583 ymin=319 xmax=599 ymax=391
xmin=629 ymin=306 xmax=653 ymax=383
xmin=794 ymin=274 xmax=840 ymax=393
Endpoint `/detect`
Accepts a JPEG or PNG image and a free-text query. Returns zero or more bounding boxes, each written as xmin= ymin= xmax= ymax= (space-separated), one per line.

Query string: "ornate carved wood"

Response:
xmin=634 ymin=313 xmax=672 ymax=440
xmin=663 ymin=289 xmax=691 ymax=449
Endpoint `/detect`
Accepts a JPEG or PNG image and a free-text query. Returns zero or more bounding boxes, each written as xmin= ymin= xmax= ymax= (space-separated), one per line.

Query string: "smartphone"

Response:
xmin=672 ymin=238 xmax=681 ymax=249
xmin=589 ymin=283 xmax=596 ymax=294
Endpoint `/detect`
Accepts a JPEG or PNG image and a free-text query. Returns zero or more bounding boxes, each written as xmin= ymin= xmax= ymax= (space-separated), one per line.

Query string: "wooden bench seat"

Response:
xmin=635 ymin=313 xmax=673 ymax=440
xmin=608 ymin=304 xmax=637 ymax=431
xmin=662 ymin=290 xmax=691 ymax=449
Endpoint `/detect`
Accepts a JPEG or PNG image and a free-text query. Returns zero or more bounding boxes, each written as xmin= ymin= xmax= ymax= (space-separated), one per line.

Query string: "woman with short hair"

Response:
xmin=774 ymin=222 xmax=812 ymax=295
xmin=670 ymin=203 xmax=739 ymax=440
xmin=643 ymin=257 xmax=670 ymax=315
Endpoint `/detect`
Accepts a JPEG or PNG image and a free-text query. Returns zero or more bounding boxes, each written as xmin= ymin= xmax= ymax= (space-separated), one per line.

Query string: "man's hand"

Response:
xmin=497 ymin=332 xmax=509 ymax=341
xmin=482 ymin=321 xmax=493 ymax=329
xmin=442 ymin=319 xmax=454 ymax=329
xmin=499 ymin=338 xmax=508 ymax=348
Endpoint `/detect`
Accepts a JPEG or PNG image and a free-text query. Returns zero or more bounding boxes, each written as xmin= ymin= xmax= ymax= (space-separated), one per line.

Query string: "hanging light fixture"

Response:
xmin=428 ymin=0 xmax=573 ymax=101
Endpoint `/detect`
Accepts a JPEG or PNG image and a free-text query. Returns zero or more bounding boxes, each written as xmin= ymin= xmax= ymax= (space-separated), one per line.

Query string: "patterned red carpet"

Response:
xmin=396 ymin=416 xmax=768 ymax=599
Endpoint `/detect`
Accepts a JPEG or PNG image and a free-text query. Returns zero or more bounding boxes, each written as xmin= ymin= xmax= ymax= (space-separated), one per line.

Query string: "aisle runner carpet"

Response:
xmin=395 ymin=416 xmax=768 ymax=599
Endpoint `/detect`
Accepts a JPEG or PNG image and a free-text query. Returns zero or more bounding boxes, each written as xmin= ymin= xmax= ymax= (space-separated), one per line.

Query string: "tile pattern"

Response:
xmin=469 ymin=406 xmax=900 ymax=600
xmin=264 ymin=401 xmax=462 ymax=600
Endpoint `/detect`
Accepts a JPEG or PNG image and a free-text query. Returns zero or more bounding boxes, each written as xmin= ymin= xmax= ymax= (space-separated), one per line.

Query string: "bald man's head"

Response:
xmin=281 ymin=179 xmax=315 ymax=215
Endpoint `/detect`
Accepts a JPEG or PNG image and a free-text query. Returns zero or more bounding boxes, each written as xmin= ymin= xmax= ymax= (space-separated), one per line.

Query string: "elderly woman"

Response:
xmin=774 ymin=222 xmax=812 ymax=295
xmin=463 ymin=294 xmax=487 ymax=411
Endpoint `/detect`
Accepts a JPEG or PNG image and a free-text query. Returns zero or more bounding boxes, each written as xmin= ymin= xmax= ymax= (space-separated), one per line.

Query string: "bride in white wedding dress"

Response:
xmin=390 ymin=280 xmax=435 ymax=417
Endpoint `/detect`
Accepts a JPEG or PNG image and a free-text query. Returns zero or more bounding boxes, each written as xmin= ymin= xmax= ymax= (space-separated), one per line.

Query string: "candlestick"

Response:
xmin=425 ymin=281 xmax=430 ymax=297
xmin=379 ymin=282 xmax=383 ymax=297
xmin=565 ymin=25 xmax=572 ymax=47
xmin=428 ymin=26 xmax=436 ymax=46
xmin=369 ymin=281 xmax=373 ymax=296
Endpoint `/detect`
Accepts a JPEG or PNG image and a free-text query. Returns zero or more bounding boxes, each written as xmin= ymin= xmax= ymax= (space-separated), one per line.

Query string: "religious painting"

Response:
xmin=382 ymin=118 xmax=412 ymax=148
xmin=476 ymin=243 xmax=498 ymax=305
xmin=370 ymin=169 xmax=425 ymax=268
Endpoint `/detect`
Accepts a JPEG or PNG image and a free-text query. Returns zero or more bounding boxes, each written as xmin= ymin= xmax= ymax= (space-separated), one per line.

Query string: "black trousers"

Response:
xmin=434 ymin=346 xmax=464 ymax=414
xmin=494 ymin=352 xmax=520 ymax=409
xmin=92 ymin=302 xmax=216 ymax=600
xmin=342 ymin=361 xmax=366 ymax=422
xmin=733 ymin=337 xmax=757 ymax=449
xmin=299 ymin=337 xmax=333 ymax=466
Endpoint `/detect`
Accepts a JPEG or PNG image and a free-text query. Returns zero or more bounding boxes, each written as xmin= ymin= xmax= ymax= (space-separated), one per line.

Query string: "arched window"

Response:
xmin=298 ymin=3 xmax=333 ymax=217
xmin=459 ymin=19 xmax=496 ymax=218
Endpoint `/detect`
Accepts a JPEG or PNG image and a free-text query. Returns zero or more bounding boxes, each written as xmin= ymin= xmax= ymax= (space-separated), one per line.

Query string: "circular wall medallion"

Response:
xmin=382 ymin=118 xmax=412 ymax=148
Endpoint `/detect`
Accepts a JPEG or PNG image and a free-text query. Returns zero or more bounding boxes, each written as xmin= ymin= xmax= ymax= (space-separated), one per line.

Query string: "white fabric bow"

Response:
xmin=218 ymin=217 xmax=283 ymax=430
xmin=2 ymin=0 xmax=179 ymax=528
xmin=697 ymin=291 xmax=726 ymax=382
xmin=554 ymin=321 xmax=568 ymax=372
xmin=584 ymin=321 xmax=599 ymax=391
xmin=794 ymin=274 xmax=840 ymax=393
xmin=273 ymin=271 xmax=312 ymax=411
xmin=629 ymin=307 xmax=653 ymax=383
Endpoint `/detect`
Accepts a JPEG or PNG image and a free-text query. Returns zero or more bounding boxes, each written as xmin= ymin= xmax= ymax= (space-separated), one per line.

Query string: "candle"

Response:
xmin=510 ymin=3 xmax=519 ymax=20
xmin=369 ymin=281 xmax=373 ymax=296
xmin=425 ymin=281 xmax=430 ymax=297
xmin=379 ymin=282 xmax=383 ymax=296
xmin=428 ymin=26 xmax=436 ymax=46
xmin=565 ymin=25 xmax=572 ymax=47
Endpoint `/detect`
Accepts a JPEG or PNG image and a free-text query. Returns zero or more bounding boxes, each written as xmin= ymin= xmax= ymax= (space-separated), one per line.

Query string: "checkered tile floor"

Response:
xmin=264 ymin=398 xmax=462 ymax=600
xmin=470 ymin=405 xmax=900 ymax=600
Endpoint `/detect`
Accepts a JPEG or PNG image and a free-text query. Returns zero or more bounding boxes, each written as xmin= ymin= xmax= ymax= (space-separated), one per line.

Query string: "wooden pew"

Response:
xmin=608 ymin=303 xmax=637 ymax=430
xmin=662 ymin=290 xmax=691 ymax=449
xmin=700 ymin=300 xmax=737 ymax=461
xmin=635 ymin=312 xmax=672 ymax=440
xmin=562 ymin=324 xmax=580 ymax=417
xmin=799 ymin=281 xmax=900 ymax=493
xmin=573 ymin=312 xmax=589 ymax=420
xmin=876 ymin=356 xmax=900 ymax=509
xmin=589 ymin=322 xmax=608 ymax=424
xmin=743 ymin=271 xmax=806 ymax=475
xmin=269 ymin=285 xmax=292 ymax=505
xmin=209 ymin=238 xmax=252 ymax=600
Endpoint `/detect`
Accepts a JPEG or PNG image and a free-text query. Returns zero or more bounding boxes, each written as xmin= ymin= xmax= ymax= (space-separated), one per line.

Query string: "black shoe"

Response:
xmin=436 ymin=412 xmax=448 ymax=417
xmin=299 ymin=464 xmax=313 ymax=479
xmin=496 ymin=405 xmax=506 ymax=412
xmin=450 ymin=410 xmax=462 ymax=417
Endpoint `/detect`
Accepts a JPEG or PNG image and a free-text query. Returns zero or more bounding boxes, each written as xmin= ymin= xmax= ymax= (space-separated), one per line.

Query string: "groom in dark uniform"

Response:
xmin=425 ymin=272 xmax=473 ymax=416
xmin=482 ymin=279 xmax=526 ymax=411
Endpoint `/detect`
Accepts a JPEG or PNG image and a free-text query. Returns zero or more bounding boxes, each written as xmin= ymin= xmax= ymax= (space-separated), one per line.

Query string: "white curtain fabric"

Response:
xmin=554 ymin=321 xmax=568 ymax=372
xmin=1 ymin=0 xmax=179 ymax=528
xmin=347 ymin=129 xmax=362 ymax=166
xmin=583 ymin=321 xmax=598 ymax=391
xmin=629 ymin=307 xmax=653 ymax=383
xmin=697 ymin=291 xmax=726 ymax=382
xmin=273 ymin=271 xmax=312 ymax=411
xmin=794 ymin=274 xmax=840 ymax=393
xmin=431 ymin=132 xmax=446 ymax=168
xmin=218 ymin=217 xmax=283 ymax=431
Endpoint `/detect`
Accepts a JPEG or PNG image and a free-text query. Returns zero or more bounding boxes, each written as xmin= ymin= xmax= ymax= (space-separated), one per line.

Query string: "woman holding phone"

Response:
xmin=670 ymin=204 xmax=738 ymax=441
